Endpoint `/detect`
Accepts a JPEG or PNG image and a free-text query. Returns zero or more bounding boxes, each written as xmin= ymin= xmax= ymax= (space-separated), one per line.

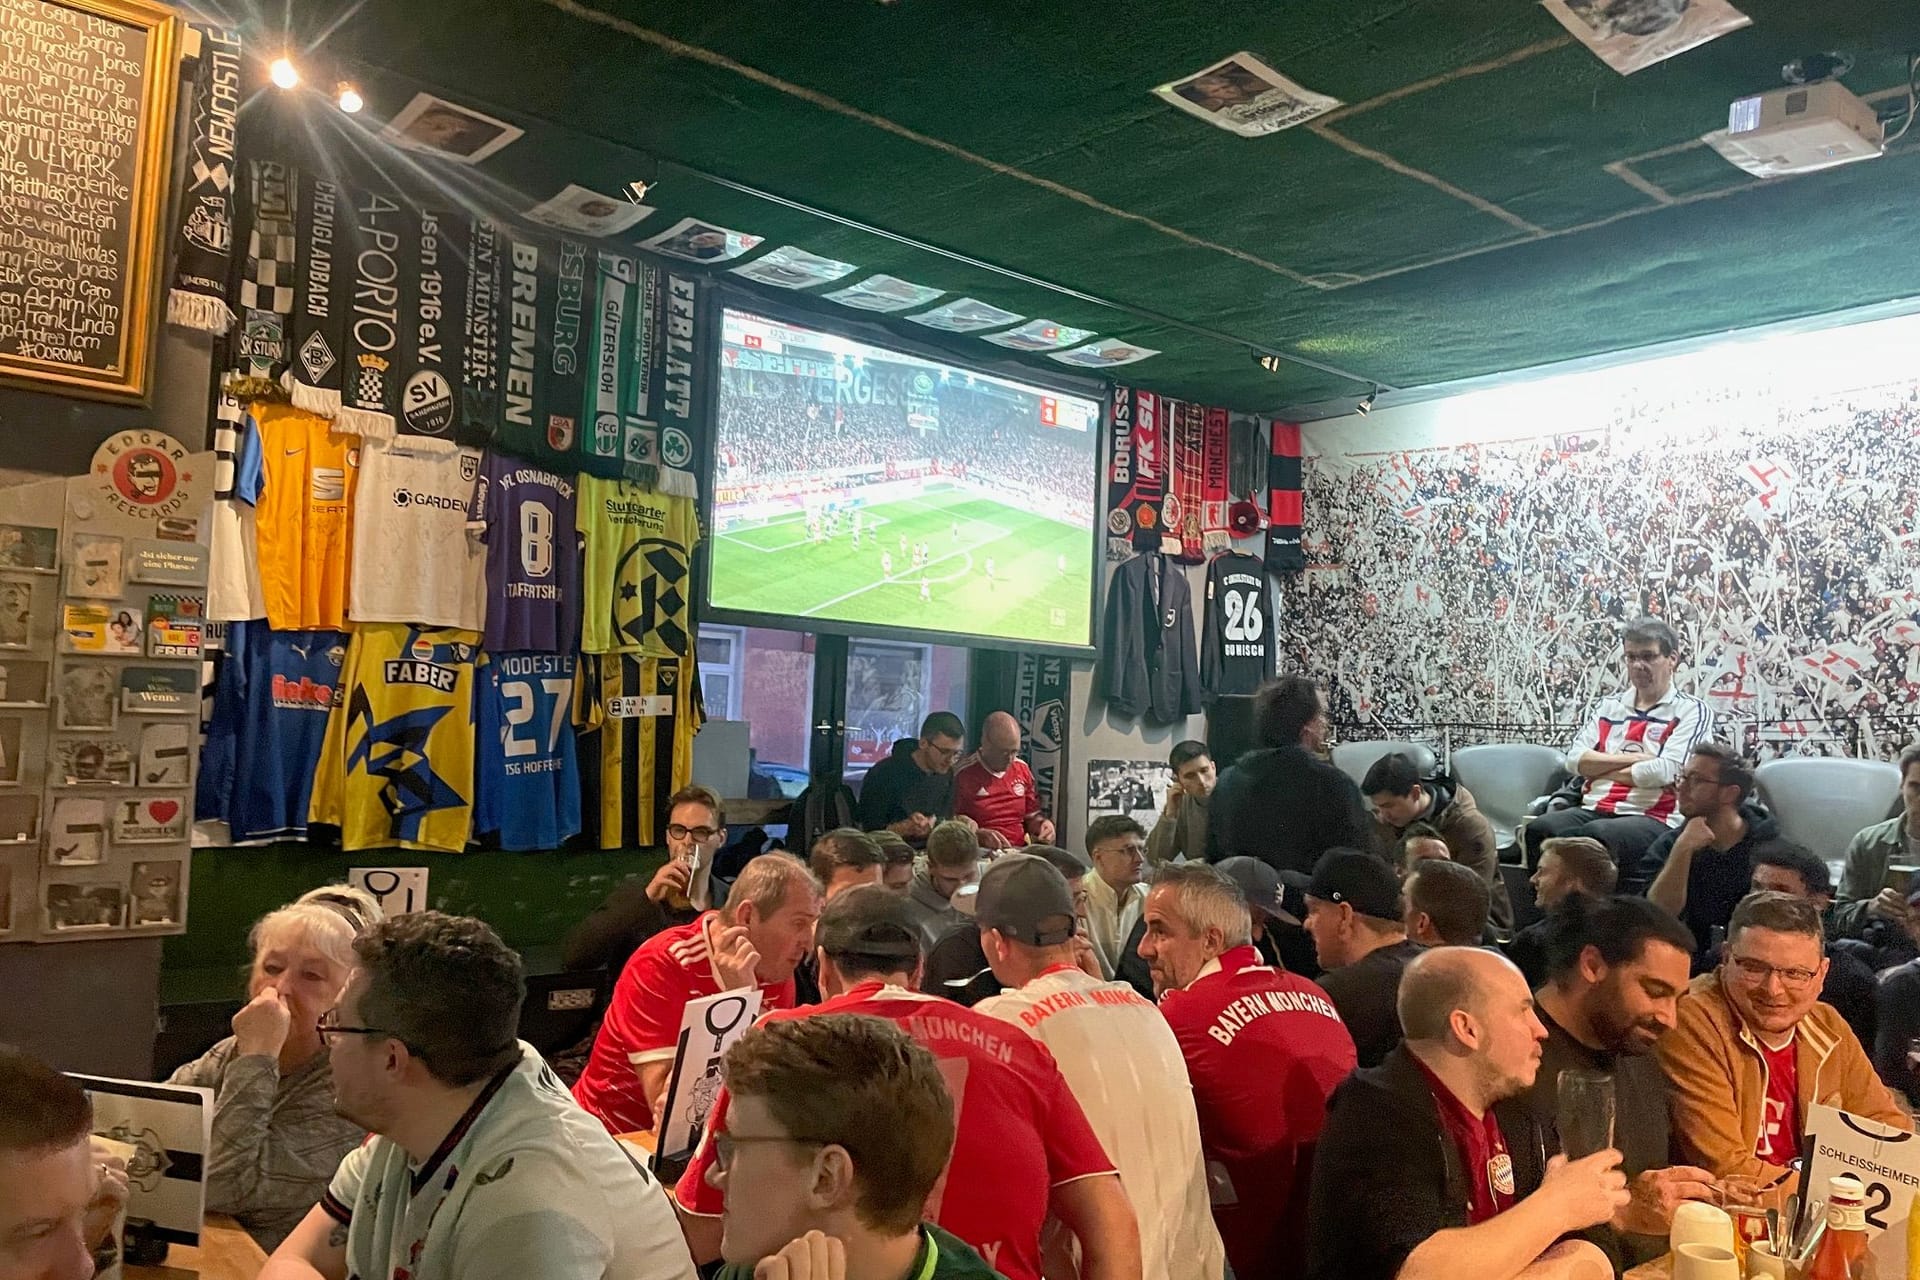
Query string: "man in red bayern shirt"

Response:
xmin=672 ymin=886 xmax=1140 ymax=1280
xmin=953 ymin=711 xmax=1056 ymax=850
xmin=1136 ymin=862 xmax=1356 ymax=1279
xmin=573 ymin=853 xmax=821 ymax=1136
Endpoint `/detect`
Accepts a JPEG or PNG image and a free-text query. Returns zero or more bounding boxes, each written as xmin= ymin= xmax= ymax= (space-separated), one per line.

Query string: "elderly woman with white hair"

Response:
xmin=165 ymin=885 xmax=381 ymax=1249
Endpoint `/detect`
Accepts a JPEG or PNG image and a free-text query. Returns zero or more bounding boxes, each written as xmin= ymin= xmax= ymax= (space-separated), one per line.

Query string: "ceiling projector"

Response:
xmin=1704 ymin=80 xmax=1885 ymax=177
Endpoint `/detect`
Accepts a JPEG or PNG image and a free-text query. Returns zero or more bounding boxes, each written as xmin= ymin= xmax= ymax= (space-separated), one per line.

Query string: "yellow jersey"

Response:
xmin=243 ymin=401 xmax=359 ymax=630
xmin=309 ymin=623 xmax=481 ymax=853
xmin=575 ymin=477 xmax=699 ymax=657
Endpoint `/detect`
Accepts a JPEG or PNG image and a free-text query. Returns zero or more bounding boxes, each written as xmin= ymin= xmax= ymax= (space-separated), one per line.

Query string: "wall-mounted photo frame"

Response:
xmin=53 ymin=737 xmax=134 ymax=787
xmin=0 ymin=576 xmax=34 ymax=650
xmin=128 ymin=859 xmax=181 ymax=927
xmin=44 ymin=880 xmax=126 ymax=932
xmin=58 ymin=666 xmax=119 ymax=731
xmin=0 ymin=525 xmax=58 ymax=573
xmin=110 ymin=794 xmax=186 ymax=845
xmin=0 ymin=660 xmax=51 ymax=708
xmin=47 ymin=798 xmax=108 ymax=867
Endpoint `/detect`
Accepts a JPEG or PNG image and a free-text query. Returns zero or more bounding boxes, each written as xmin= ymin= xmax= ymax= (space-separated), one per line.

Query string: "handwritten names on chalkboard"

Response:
xmin=0 ymin=0 xmax=172 ymax=396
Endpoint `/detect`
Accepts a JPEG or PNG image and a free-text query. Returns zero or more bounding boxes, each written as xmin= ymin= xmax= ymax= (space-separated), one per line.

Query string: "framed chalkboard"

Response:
xmin=0 ymin=0 xmax=180 ymax=402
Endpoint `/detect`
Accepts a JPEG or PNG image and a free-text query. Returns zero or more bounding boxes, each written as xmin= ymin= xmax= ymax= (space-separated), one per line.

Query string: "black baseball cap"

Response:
xmin=1216 ymin=857 xmax=1298 ymax=926
xmin=815 ymin=885 xmax=923 ymax=960
xmin=975 ymin=854 xmax=1077 ymax=946
xmin=1284 ymin=848 xmax=1403 ymax=922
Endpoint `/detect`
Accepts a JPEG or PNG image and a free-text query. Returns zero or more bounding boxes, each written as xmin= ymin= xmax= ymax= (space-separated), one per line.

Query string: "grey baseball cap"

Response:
xmin=974 ymin=854 xmax=1077 ymax=946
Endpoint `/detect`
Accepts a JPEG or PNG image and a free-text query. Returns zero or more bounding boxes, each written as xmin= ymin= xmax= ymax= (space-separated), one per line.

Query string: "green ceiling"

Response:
xmin=278 ymin=0 xmax=1920 ymax=416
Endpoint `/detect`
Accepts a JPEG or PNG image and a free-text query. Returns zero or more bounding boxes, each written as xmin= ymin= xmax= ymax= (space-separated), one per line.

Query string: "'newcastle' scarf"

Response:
xmin=336 ymin=185 xmax=402 ymax=438
xmin=1201 ymin=405 xmax=1231 ymax=554
xmin=167 ymin=27 xmax=241 ymax=334
xmin=1267 ymin=419 xmax=1305 ymax=571
xmin=461 ymin=215 xmax=503 ymax=438
xmin=1130 ymin=390 xmax=1167 ymax=553
xmin=288 ymin=173 xmax=344 ymax=417
xmin=1167 ymin=398 xmax=1206 ymax=563
xmin=393 ymin=207 xmax=461 ymax=445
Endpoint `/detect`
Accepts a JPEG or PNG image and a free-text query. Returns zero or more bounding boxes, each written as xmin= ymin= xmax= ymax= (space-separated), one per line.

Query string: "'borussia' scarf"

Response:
xmin=1130 ymin=389 xmax=1168 ymax=553
xmin=1167 ymin=398 xmax=1206 ymax=563
xmin=586 ymin=252 xmax=635 ymax=468
xmin=1266 ymin=419 xmax=1305 ymax=572
xmin=288 ymin=173 xmax=344 ymax=417
xmin=393 ymin=207 xmax=464 ymax=445
xmin=1201 ymin=406 xmax=1231 ymax=554
xmin=336 ymin=185 xmax=403 ymax=438
xmin=461 ymin=215 xmax=503 ymax=438
xmin=167 ymin=27 xmax=241 ymax=334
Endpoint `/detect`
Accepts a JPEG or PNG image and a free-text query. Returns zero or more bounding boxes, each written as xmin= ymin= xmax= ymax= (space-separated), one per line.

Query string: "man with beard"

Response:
xmin=1307 ymin=948 xmax=1627 ymax=1280
xmin=1516 ymin=895 xmax=1716 ymax=1268
xmin=259 ymin=912 xmax=696 ymax=1280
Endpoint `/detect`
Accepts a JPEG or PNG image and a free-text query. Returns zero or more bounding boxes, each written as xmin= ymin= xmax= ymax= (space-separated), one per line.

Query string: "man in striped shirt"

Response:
xmin=1524 ymin=618 xmax=1711 ymax=894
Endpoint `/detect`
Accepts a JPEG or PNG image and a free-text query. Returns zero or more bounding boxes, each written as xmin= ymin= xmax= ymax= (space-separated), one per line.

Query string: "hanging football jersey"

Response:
xmin=348 ymin=438 xmax=487 ymax=631
xmin=237 ymin=402 xmax=358 ymax=630
xmin=227 ymin=626 xmax=348 ymax=842
xmin=309 ymin=623 xmax=481 ymax=853
xmin=469 ymin=452 xmax=580 ymax=653
xmin=578 ymin=653 xmax=703 ymax=849
xmin=575 ymin=476 xmax=698 ymax=657
xmin=474 ymin=651 xmax=581 ymax=850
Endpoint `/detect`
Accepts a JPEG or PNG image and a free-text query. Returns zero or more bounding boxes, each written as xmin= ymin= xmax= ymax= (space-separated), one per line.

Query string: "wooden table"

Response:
xmin=1624 ymin=1255 xmax=1672 ymax=1279
xmin=126 ymin=1214 xmax=268 ymax=1280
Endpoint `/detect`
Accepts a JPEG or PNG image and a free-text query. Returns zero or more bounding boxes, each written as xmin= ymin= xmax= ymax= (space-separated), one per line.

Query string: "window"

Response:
xmin=697 ymin=625 xmax=816 ymax=799
xmin=843 ymin=638 xmax=969 ymax=781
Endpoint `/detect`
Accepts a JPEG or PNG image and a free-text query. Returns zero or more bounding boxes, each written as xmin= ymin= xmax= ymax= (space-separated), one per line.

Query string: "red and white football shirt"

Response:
xmin=674 ymin=980 xmax=1114 ymax=1280
xmin=952 ymin=756 xmax=1041 ymax=847
xmin=571 ymin=911 xmax=796 ymax=1135
xmin=1158 ymin=945 xmax=1357 ymax=1280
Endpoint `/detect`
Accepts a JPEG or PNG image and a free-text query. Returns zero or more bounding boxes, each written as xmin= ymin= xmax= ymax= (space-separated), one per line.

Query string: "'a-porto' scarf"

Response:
xmin=167 ymin=27 xmax=241 ymax=334
xmin=334 ymin=185 xmax=403 ymax=438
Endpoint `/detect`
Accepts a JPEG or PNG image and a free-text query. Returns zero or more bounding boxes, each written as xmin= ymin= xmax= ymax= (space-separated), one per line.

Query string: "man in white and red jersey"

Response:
xmin=975 ymin=854 xmax=1225 ymax=1280
xmin=1138 ymin=862 xmax=1357 ymax=1280
xmin=671 ymin=885 xmax=1141 ymax=1280
xmin=953 ymin=711 xmax=1055 ymax=850
xmin=573 ymin=853 xmax=821 ymax=1136
xmin=1523 ymin=616 xmax=1711 ymax=893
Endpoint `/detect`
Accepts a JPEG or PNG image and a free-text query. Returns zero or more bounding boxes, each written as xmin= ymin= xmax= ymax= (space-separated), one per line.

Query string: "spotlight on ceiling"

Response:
xmin=269 ymin=56 xmax=300 ymax=90
xmin=1355 ymin=388 xmax=1378 ymax=417
xmin=335 ymin=83 xmax=363 ymax=114
xmin=624 ymin=179 xmax=653 ymax=205
xmin=1252 ymin=352 xmax=1285 ymax=374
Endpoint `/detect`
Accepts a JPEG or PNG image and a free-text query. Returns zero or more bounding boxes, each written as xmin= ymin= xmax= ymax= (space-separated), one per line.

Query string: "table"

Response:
xmin=126 ymin=1214 xmax=267 ymax=1280
xmin=1624 ymin=1256 xmax=1672 ymax=1279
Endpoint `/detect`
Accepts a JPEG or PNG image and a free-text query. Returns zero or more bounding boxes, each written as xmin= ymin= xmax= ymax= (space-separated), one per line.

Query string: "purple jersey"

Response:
xmin=470 ymin=451 xmax=581 ymax=653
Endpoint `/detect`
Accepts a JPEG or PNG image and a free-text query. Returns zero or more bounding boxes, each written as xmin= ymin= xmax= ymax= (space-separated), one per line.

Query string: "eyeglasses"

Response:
xmin=1727 ymin=955 xmax=1820 ymax=989
xmin=925 ymin=742 xmax=963 ymax=761
xmin=666 ymin=823 xmax=723 ymax=842
xmin=317 ymin=1007 xmax=396 ymax=1045
xmin=1678 ymin=771 xmax=1727 ymax=788
xmin=712 ymin=1132 xmax=825 ymax=1172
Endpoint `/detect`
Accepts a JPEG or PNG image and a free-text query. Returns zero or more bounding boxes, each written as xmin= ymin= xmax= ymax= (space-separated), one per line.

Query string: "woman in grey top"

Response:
xmin=167 ymin=885 xmax=381 ymax=1249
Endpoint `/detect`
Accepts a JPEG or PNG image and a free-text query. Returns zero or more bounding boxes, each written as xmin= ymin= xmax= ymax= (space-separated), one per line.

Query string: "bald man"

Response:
xmin=954 ymin=711 xmax=1056 ymax=850
xmin=1308 ymin=948 xmax=1627 ymax=1280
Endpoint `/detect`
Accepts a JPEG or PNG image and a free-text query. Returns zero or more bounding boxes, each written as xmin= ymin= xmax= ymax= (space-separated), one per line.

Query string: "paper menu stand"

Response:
xmin=69 ymin=1075 xmax=212 ymax=1247
xmin=652 ymin=987 xmax=763 ymax=1171
xmin=1801 ymin=1103 xmax=1920 ymax=1276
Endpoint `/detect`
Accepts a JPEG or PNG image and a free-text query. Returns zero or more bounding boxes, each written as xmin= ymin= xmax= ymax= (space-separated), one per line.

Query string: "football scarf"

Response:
xmin=1229 ymin=412 xmax=1264 ymax=501
xmin=624 ymin=261 xmax=661 ymax=469
xmin=335 ymin=185 xmax=403 ymax=438
xmin=288 ymin=173 xmax=345 ymax=417
xmin=1266 ymin=419 xmax=1305 ymax=572
xmin=461 ymin=215 xmax=504 ymax=437
xmin=166 ymin=27 xmax=241 ymax=334
xmin=586 ymin=252 xmax=635 ymax=468
xmin=497 ymin=226 xmax=558 ymax=463
xmin=1103 ymin=386 xmax=1136 ymax=562
xmin=1012 ymin=652 xmax=1070 ymax=830
xmin=393 ymin=208 xmax=464 ymax=444
xmin=1202 ymin=405 xmax=1231 ymax=554
xmin=649 ymin=269 xmax=701 ymax=496
xmin=1105 ymin=387 xmax=1168 ymax=556
xmin=1167 ymin=398 xmax=1206 ymax=563
xmin=544 ymin=236 xmax=590 ymax=460
xmin=224 ymin=160 xmax=294 ymax=405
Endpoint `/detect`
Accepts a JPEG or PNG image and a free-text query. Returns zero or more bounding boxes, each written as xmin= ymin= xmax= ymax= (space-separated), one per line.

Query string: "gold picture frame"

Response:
xmin=0 ymin=0 xmax=181 ymax=403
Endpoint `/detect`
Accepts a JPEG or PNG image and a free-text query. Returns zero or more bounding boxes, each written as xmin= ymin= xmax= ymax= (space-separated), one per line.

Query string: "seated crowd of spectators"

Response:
xmin=6 ymin=615 xmax=1918 ymax=1280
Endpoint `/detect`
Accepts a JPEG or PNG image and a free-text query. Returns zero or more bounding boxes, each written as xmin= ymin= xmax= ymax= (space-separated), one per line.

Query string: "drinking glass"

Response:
xmin=1555 ymin=1068 xmax=1616 ymax=1160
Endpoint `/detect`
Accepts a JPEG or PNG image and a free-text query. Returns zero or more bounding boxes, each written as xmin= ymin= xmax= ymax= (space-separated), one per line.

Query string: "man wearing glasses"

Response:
xmin=1523 ymin=617 xmax=1711 ymax=893
xmin=1656 ymin=891 xmax=1908 ymax=1199
xmin=260 ymin=912 xmax=695 ymax=1280
xmin=1642 ymin=743 xmax=1780 ymax=953
xmin=854 ymin=712 xmax=965 ymax=843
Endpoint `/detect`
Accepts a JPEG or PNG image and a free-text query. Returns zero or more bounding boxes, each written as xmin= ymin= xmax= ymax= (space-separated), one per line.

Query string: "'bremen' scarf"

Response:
xmin=288 ymin=173 xmax=344 ymax=416
xmin=167 ymin=26 xmax=241 ymax=334
xmin=1167 ymin=398 xmax=1206 ymax=563
xmin=1267 ymin=419 xmax=1305 ymax=571
xmin=1201 ymin=405 xmax=1231 ymax=554
xmin=335 ymin=185 xmax=403 ymax=438
xmin=586 ymin=251 xmax=635 ymax=468
xmin=392 ymin=207 xmax=464 ymax=444
xmin=461 ymin=215 xmax=503 ymax=438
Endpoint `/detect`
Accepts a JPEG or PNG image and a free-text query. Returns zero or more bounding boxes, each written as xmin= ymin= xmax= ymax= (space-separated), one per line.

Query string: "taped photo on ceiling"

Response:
xmin=1542 ymin=0 xmax=1752 ymax=75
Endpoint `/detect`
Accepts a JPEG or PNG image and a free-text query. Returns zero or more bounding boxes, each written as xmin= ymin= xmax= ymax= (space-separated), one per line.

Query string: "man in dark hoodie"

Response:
xmin=1642 ymin=742 xmax=1778 ymax=957
xmin=1365 ymin=751 xmax=1513 ymax=931
xmin=856 ymin=711 xmax=965 ymax=840
xmin=1307 ymin=947 xmax=1627 ymax=1280
xmin=1206 ymin=676 xmax=1370 ymax=875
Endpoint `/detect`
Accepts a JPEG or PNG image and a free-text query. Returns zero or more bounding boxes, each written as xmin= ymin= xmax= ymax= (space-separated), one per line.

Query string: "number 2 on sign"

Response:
xmin=502 ymin=678 xmax=569 ymax=757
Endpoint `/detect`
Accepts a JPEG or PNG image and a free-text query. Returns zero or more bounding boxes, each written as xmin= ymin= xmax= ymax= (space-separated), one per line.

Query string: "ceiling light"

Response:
xmin=336 ymin=83 xmax=363 ymax=113
xmin=1253 ymin=352 xmax=1285 ymax=373
xmin=1356 ymin=388 xmax=1378 ymax=416
xmin=269 ymin=56 xmax=299 ymax=89
xmin=625 ymin=179 xmax=653 ymax=204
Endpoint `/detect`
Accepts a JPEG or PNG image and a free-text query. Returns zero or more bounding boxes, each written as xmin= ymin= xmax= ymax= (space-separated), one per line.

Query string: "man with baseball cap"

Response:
xmin=1295 ymin=848 xmax=1425 ymax=1067
xmin=672 ymin=886 xmax=1139 ymax=1280
xmin=976 ymin=855 xmax=1225 ymax=1280
xmin=1138 ymin=862 xmax=1356 ymax=1279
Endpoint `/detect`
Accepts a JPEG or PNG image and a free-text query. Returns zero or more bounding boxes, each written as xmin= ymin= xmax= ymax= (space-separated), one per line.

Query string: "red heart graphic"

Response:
xmin=148 ymin=800 xmax=179 ymax=823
